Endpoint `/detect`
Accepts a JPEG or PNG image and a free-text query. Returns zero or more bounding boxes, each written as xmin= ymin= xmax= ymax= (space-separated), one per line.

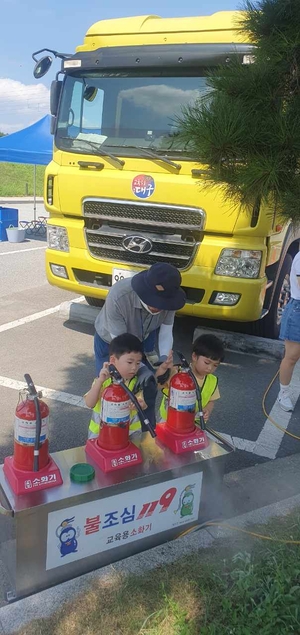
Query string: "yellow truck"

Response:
xmin=33 ymin=11 xmax=300 ymax=338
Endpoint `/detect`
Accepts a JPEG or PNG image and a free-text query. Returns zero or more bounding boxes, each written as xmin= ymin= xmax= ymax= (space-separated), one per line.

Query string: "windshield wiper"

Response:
xmin=114 ymin=145 xmax=181 ymax=171
xmin=58 ymin=136 xmax=125 ymax=168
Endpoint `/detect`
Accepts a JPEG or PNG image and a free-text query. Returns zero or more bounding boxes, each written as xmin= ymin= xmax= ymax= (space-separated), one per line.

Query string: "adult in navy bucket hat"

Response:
xmin=131 ymin=263 xmax=186 ymax=311
xmin=93 ymin=263 xmax=186 ymax=427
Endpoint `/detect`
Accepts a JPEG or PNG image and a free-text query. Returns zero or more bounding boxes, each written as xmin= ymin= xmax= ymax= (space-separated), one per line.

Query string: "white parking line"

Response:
xmin=210 ymin=362 xmax=300 ymax=458
xmin=0 ymin=305 xmax=62 ymax=333
xmin=0 ymin=247 xmax=47 ymax=256
xmin=0 ymin=376 xmax=86 ymax=408
xmin=0 ymin=297 xmax=85 ymax=333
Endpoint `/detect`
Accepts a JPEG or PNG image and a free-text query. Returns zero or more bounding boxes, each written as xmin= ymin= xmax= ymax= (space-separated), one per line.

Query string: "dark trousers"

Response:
xmin=94 ymin=331 xmax=157 ymax=428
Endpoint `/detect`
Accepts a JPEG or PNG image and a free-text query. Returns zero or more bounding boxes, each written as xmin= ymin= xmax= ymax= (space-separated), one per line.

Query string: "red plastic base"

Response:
xmin=3 ymin=455 xmax=63 ymax=495
xmin=156 ymin=423 xmax=208 ymax=454
xmin=85 ymin=439 xmax=143 ymax=473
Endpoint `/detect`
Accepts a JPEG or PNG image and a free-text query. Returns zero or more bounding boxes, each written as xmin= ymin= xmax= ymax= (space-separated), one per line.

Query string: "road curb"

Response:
xmin=59 ymin=300 xmax=100 ymax=325
xmin=1 ymin=492 xmax=299 ymax=634
xmin=194 ymin=326 xmax=284 ymax=360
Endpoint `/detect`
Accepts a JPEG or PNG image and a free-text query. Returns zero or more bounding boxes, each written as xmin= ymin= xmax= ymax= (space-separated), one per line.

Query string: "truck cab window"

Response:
xmin=58 ymin=78 xmax=104 ymax=140
xmin=56 ymin=73 xmax=209 ymax=155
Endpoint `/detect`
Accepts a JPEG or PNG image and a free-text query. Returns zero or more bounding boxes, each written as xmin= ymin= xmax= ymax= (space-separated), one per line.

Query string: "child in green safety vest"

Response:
xmin=85 ymin=333 xmax=173 ymax=439
xmin=159 ymin=334 xmax=224 ymax=424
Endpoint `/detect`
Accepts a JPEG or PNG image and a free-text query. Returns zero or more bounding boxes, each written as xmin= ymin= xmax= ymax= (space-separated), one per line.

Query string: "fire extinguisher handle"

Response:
xmin=175 ymin=351 xmax=189 ymax=368
xmin=24 ymin=373 xmax=37 ymax=397
xmin=108 ymin=365 xmax=122 ymax=381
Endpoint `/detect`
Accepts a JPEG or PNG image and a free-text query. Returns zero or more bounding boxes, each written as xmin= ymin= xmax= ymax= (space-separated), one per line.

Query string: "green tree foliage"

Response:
xmin=179 ymin=0 xmax=300 ymax=223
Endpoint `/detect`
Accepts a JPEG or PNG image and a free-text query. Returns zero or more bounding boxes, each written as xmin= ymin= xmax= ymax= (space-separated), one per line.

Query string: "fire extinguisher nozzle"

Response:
xmin=24 ymin=373 xmax=37 ymax=396
xmin=143 ymin=418 xmax=156 ymax=438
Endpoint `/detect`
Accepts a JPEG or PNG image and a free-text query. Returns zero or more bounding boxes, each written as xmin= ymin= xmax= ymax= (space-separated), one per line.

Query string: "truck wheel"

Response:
xmin=254 ymin=253 xmax=292 ymax=339
xmin=85 ymin=296 xmax=104 ymax=308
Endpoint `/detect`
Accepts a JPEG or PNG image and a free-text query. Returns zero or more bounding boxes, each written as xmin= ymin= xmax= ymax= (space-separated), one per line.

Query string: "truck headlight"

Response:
xmin=50 ymin=264 xmax=69 ymax=278
xmin=212 ymin=292 xmax=240 ymax=306
xmin=47 ymin=226 xmax=69 ymax=252
xmin=215 ymin=249 xmax=262 ymax=278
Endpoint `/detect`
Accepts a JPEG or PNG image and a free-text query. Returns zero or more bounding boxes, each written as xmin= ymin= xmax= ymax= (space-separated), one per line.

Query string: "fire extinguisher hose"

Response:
xmin=24 ymin=373 xmax=42 ymax=472
xmin=108 ymin=365 xmax=157 ymax=438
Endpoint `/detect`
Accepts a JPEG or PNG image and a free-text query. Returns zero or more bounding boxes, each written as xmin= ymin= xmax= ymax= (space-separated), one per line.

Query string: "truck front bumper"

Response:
xmin=46 ymin=248 xmax=267 ymax=322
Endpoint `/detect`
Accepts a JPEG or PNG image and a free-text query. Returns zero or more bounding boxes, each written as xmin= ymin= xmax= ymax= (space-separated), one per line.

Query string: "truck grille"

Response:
xmin=83 ymin=198 xmax=204 ymax=269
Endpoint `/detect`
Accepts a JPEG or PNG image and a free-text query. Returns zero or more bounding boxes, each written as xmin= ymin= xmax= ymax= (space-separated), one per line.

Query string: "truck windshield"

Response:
xmin=56 ymin=71 xmax=210 ymax=157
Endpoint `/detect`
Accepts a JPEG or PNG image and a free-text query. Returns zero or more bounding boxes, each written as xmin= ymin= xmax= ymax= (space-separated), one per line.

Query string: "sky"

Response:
xmin=0 ymin=0 xmax=239 ymax=134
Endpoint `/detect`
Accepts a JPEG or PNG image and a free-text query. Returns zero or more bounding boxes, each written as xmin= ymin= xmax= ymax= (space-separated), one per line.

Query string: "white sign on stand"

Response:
xmin=46 ymin=474 xmax=202 ymax=570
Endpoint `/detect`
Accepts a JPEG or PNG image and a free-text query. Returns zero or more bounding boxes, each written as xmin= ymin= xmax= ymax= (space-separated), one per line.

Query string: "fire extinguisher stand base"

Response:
xmin=156 ymin=423 xmax=209 ymax=455
xmin=3 ymin=456 xmax=63 ymax=495
xmin=85 ymin=439 xmax=143 ymax=473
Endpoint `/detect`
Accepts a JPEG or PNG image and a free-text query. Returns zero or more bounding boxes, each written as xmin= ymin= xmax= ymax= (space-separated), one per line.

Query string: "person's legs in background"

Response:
xmin=142 ymin=375 xmax=157 ymax=430
xmin=143 ymin=329 xmax=159 ymax=366
xmin=137 ymin=365 xmax=157 ymax=430
xmin=278 ymin=340 xmax=300 ymax=411
xmin=94 ymin=332 xmax=110 ymax=375
xmin=277 ymin=299 xmax=300 ymax=411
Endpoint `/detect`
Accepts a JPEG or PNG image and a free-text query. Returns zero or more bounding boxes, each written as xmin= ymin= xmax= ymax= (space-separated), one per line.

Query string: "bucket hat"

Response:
xmin=131 ymin=263 xmax=186 ymax=311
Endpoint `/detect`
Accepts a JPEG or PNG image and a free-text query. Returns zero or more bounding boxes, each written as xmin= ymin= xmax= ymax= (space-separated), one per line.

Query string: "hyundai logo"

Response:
xmin=122 ymin=235 xmax=153 ymax=254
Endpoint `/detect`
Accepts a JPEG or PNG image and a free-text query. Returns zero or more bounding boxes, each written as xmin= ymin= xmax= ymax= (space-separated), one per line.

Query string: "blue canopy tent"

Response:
xmin=0 ymin=115 xmax=52 ymax=219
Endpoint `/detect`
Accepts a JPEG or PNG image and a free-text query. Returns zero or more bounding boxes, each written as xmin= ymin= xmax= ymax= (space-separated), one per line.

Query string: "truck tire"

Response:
xmin=252 ymin=253 xmax=292 ymax=339
xmin=85 ymin=296 xmax=104 ymax=308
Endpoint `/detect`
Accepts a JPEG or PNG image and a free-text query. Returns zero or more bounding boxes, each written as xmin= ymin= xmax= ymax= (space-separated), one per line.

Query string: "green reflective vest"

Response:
xmin=88 ymin=376 xmax=141 ymax=438
xmin=159 ymin=373 xmax=218 ymax=422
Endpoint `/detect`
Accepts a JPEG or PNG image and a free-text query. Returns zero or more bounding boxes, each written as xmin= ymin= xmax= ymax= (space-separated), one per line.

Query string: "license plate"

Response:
xmin=112 ymin=268 xmax=136 ymax=285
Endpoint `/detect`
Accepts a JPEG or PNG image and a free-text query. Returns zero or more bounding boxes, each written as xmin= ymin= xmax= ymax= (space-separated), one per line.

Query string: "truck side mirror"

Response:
xmin=50 ymin=80 xmax=63 ymax=117
xmin=33 ymin=56 xmax=52 ymax=79
xmin=83 ymin=86 xmax=98 ymax=102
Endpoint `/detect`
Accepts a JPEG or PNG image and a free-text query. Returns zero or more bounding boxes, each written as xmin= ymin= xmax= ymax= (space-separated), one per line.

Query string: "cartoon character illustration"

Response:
xmin=56 ymin=517 xmax=78 ymax=557
xmin=174 ymin=485 xmax=195 ymax=518
xmin=59 ymin=526 xmax=78 ymax=556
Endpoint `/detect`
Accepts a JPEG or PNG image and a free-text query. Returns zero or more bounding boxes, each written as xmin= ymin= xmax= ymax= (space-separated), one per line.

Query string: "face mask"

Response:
xmin=140 ymin=299 xmax=161 ymax=315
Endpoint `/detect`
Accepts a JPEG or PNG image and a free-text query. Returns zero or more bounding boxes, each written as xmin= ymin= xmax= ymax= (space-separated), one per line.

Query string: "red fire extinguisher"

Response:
xmin=14 ymin=374 xmax=50 ymax=472
xmin=166 ymin=364 xmax=197 ymax=435
xmin=97 ymin=365 xmax=156 ymax=452
xmin=97 ymin=381 xmax=131 ymax=452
